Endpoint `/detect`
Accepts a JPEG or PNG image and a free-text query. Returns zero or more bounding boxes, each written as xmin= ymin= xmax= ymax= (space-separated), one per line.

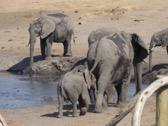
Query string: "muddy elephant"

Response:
xmin=149 ymin=28 xmax=168 ymax=71
xmin=57 ymin=65 xmax=96 ymax=117
xmin=28 ymin=13 xmax=74 ymax=67
xmin=87 ymin=29 xmax=148 ymax=113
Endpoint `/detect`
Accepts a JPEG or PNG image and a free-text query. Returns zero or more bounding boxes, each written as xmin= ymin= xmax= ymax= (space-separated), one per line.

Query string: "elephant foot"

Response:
xmin=57 ymin=113 xmax=63 ymax=118
xmin=41 ymin=54 xmax=46 ymax=60
xmin=80 ymin=107 xmax=87 ymax=116
xmin=45 ymin=56 xmax=52 ymax=60
xmin=94 ymin=105 xmax=103 ymax=113
xmin=64 ymin=52 xmax=72 ymax=57
xmin=72 ymin=112 xmax=78 ymax=117
xmin=118 ymin=102 xmax=126 ymax=112
xmin=102 ymin=99 xmax=108 ymax=109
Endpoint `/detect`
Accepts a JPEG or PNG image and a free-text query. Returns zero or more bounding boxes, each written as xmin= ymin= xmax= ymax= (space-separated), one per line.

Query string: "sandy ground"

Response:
xmin=0 ymin=0 xmax=168 ymax=125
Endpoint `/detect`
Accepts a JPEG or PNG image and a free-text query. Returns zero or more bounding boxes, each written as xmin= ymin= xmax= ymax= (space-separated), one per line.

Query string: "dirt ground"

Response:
xmin=0 ymin=0 xmax=168 ymax=126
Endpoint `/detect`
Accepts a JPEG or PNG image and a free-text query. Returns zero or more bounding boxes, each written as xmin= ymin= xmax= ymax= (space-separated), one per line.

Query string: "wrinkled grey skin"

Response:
xmin=149 ymin=28 xmax=168 ymax=71
xmin=87 ymin=28 xmax=148 ymax=113
xmin=28 ymin=13 xmax=74 ymax=67
xmin=57 ymin=65 xmax=96 ymax=117
xmin=87 ymin=28 xmax=118 ymax=66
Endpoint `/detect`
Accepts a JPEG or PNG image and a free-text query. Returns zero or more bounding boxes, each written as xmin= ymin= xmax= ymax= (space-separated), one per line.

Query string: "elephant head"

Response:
xmin=29 ymin=16 xmax=55 ymax=66
xmin=149 ymin=30 xmax=168 ymax=71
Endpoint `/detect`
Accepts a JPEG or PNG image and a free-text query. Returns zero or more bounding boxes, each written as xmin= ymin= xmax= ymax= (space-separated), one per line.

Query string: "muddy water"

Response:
xmin=0 ymin=73 xmax=59 ymax=109
xmin=0 ymin=73 xmax=147 ymax=109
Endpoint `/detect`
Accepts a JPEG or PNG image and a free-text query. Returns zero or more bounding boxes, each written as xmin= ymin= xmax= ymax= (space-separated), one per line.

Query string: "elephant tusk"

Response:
xmin=142 ymin=60 xmax=148 ymax=64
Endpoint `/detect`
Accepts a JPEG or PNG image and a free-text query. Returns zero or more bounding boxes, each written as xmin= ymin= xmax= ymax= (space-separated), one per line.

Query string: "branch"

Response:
xmin=105 ymin=94 xmax=140 ymax=126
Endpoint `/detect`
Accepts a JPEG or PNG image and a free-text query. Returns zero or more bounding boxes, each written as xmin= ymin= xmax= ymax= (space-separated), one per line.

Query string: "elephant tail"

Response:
xmin=57 ymin=80 xmax=67 ymax=99
xmin=57 ymin=83 xmax=67 ymax=100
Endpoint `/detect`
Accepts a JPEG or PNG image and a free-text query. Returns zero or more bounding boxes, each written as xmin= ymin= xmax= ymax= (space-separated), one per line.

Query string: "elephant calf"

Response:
xmin=57 ymin=65 xmax=96 ymax=117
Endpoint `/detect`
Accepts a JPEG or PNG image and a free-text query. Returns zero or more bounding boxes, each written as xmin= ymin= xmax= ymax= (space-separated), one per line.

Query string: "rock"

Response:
xmin=74 ymin=10 xmax=78 ymax=13
xmin=143 ymin=66 xmax=168 ymax=85
xmin=23 ymin=56 xmax=86 ymax=75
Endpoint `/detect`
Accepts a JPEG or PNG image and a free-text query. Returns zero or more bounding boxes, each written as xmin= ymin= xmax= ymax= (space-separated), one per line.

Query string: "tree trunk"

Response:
xmin=156 ymin=86 xmax=168 ymax=126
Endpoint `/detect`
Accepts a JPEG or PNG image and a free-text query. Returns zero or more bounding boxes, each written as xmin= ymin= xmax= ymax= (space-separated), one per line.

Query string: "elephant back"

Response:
xmin=106 ymin=32 xmax=131 ymax=57
xmin=49 ymin=15 xmax=72 ymax=42
xmin=88 ymin=28 xmax=118 ymax=46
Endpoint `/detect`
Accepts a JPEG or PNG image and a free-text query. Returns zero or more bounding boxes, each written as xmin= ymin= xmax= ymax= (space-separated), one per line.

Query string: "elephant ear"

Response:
xmin=83 ymin=69 xmax=92 ymax=89
xmin=40 ymin=18 xmax=55 ymax=39
xmin=131 ymin=33 xmax=148 ymax=65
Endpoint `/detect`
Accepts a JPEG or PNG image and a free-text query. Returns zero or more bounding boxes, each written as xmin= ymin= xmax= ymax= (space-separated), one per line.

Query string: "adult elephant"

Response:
xmin=149 ymin=28 xmax=168 ymax=71
xmin=87 ymin=29 xmax=148 ymax=113
xmin=28 ymin=13 xmax=74 ymax=67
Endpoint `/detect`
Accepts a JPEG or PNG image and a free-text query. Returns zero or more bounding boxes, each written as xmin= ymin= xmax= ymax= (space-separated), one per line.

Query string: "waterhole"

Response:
xmin=0 ymin=73 xmax=147 ymax=109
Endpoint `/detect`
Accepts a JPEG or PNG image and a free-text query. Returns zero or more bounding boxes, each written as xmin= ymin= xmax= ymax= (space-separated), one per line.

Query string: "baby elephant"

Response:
xmin=57 ymin=66 xmax=96 ymax=117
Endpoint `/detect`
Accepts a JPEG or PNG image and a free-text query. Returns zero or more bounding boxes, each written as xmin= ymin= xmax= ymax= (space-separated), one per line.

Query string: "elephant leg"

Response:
xmin=120 ymin=66 xmax=132 ymax=110
xmin=79 ymin=87 xmax=90 ymax=115
xmin=69 ymin=91 xmax=79 ymax=117
xmin=46 ymin=39 xmax=52 ymax=59
xmin=57 ymin=86 xmax=64 ymax=118
xmin=66 ymin=32 xmax=73 ymax=56
xmin=58 ymin=94 xmax=64 ymax=118
xmin=106 ymin=84 xmax=115 ymax=104
xmin=89 ymin=90 xmax=95 ymax=104
xmin=63 ymin=41 xmax=72 ymax=57
xmin=116 ymin=64 xmax=132 ymax=108
xmin=30 ymin=41 xmax=35 ymax=67
xmin=72 ymin=101 xmax=78 ymax=117
xmin=102 ymin=93 xmax=108 ymax=109
xmin=78 ymin=96 xmax=88 ymax=116
xmin=115 ymin=84 xmax=121 ymax=105
xmin=134 ymin=62 xmax=142 ymax=94
xmin=40 ymin=38 xmax=46 ymax=59
xmin=95 ymin=71 xmax=111 ymax=113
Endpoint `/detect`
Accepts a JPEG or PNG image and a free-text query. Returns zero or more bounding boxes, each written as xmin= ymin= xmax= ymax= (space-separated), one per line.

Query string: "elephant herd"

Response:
xmin=28 ymin=13 xmax=168 ymax=117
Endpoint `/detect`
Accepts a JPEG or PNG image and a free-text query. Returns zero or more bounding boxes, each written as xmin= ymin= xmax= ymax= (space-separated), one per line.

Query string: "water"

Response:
xmin=0 ymin=73 xmax=147 ymax=109
xmin=127 ymin=83 xmax=147 ymax=100
xmin=0 ymin=74 xmax=59 ymax=109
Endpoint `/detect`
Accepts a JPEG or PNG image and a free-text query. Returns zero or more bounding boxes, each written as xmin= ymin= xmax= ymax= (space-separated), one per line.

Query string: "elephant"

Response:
xmin=57 ymin=65 xmax=96 ymax=117
xmin=149 ymin=28 xmax=168 ymax=71
xmin=28 ymin=13 xmax=74 ymax=67
xmin=87 ymin=28 xmax=148 ymax=113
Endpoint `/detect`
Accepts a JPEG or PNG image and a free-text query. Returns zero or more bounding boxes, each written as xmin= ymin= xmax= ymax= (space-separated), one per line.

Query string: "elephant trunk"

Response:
xmin=29 ymin=24 xmax=36 ymax=67
xmin=148 ymin=42 xmax=154 ymax=72
xmin=148 ymin=48 xmax=153 ymax=72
